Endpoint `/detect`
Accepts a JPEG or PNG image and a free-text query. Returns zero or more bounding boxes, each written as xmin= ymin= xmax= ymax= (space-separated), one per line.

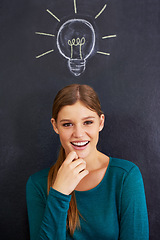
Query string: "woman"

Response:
xmin=26 ymin=84 xmax=149 ymax=240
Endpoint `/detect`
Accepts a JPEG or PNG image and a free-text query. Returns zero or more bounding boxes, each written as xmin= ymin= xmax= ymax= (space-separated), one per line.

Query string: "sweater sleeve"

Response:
xmin=26 ymin=176 xmax=71 ymax=240
xmin=119 ymin=165 xmax=149 ymax=240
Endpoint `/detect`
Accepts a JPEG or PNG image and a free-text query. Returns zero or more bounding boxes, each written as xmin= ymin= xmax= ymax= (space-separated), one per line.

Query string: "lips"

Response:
xmin=71 ymin=141 xmax=90 ymax=147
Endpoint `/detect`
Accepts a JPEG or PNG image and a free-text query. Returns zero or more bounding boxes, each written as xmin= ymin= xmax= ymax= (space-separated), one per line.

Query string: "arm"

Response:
xmin=119 ymin=165 xmax=149 ymax=240
xmin=26 ymin=151 xmax=89 ymax=240
xmin=26 ymin=176 xmax=71 ymax=240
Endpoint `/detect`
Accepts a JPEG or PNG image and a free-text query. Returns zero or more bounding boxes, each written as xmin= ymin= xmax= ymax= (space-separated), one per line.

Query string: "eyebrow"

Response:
xmin=60 ymin=116 xmax=95 ymax=122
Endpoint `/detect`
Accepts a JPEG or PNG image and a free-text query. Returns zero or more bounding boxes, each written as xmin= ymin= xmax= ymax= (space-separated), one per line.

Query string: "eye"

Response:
xmin=84 ymin=120 xmax=93 ymax=125
xmin=62 ymin=123 xmax=72 ymax=127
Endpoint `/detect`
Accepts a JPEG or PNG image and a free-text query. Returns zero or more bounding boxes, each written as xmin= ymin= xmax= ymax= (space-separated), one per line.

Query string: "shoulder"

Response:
xmin=109 ymin=157 xmax=139 ymax=173
xmin=27 ymin=168 xmax=50 ymax=184
xmin=108 ymin=157 xmax=143 ymax=182
xmin=26 ymin=168 xmax=50 ymax=196
xmin=109 ymin=157 xmax=143 ymax=186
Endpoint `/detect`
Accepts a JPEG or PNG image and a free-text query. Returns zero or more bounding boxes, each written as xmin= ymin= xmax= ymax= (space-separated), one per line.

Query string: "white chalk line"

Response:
xmin=46 ymin=9 xmax=60 ymax=22
xmin=102 ymin=34 xmax=117 ymax=39
xmin=74 ymin=0 xmax=77 ymax=14
xmin=35 ymin=32 xmax=55 ymax=37
xmin=97 ymin=51 xmax=110 ymax=56
xmin=36 ymin=49 xmax=54 ymax=59
xmin=95 ymin=4 xmax=107 ymax=19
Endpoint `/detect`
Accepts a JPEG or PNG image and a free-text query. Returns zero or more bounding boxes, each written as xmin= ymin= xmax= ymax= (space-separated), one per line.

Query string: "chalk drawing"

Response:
xmin=68 ymin=37 xmax=85 ymax=59
xmin=35 ymin=1 xmax=117 ymax=76
xmin=35 ymin=32 xmax=55 ymax=37
xmin=36 ymin=49 xmax=54 ymax=59
xmin=46 ymin=9 xmax=60 ymax=22
xmin=95 ymin=4 xmax=107 ymax=19
xmin=102 ymin=35 xmax=117 ymax=39
xmin=97 ymin=51 xmax=110 ymax=56
xmin=57 ymin=19 xmax=95 ymax=76
xmin=74 ymin=0 xmax=77 ymax=14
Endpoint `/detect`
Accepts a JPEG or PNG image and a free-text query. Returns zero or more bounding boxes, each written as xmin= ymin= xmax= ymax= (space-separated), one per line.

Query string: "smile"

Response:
xmin=71 ymin=141 xmax=90 ymax=147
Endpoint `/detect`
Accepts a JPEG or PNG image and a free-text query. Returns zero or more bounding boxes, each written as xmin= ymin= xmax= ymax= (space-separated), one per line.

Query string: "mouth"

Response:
xmin=71 ymin=141 xmax=90 ymax=148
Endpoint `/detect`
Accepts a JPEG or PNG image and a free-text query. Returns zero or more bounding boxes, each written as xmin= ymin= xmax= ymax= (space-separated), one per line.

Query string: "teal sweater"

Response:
xmin=26 ymin=157 xmax=149 ymax=240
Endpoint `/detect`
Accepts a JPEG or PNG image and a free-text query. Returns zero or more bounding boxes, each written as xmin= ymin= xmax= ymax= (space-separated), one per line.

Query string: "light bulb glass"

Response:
xmin=57 ymin=19 xmax=95 ymax=76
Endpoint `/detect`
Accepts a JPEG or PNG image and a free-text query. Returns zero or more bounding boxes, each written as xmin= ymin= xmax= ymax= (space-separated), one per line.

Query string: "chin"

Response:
xmin=75 ymin=150 xmax=89 ymax=160
xmin=64 ymin=146 xmax=90 ymax=159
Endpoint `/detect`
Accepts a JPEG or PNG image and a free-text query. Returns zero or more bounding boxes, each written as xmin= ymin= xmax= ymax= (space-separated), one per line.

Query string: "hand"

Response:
xmin=52 ymin=151 xmax=89 ymax=195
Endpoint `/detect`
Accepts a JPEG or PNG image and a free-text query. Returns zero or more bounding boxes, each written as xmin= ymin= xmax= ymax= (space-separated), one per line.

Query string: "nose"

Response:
xmin=73 ymin=124 xmax=84 ymax=138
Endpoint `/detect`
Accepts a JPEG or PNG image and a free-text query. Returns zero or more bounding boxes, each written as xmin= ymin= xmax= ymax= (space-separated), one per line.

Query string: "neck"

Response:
xmin=84 ymin=150 xmax=109 ymax=172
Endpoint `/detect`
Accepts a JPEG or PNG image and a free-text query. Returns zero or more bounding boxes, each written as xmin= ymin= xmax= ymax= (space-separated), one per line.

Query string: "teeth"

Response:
xmin=72 ymin=141 xmax=89 ymax=146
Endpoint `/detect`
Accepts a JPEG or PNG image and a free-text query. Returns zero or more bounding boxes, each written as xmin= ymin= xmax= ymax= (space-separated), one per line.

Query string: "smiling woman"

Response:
xmin=26 ymin=84 xmax=149 ymax=240
xmin=51 ymin=101 xmax=105 ymax=159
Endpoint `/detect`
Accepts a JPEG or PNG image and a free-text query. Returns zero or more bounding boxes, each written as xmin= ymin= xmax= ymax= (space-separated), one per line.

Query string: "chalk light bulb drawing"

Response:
xmin=57 ymin=19 xmax=95 ymax=76
xmin=35 ymin=3 xmax=117 ymax=77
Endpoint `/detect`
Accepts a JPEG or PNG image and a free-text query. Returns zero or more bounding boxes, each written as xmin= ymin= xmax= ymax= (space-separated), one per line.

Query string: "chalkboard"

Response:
xmin=0 ymin=0 xmax=160 ymax=239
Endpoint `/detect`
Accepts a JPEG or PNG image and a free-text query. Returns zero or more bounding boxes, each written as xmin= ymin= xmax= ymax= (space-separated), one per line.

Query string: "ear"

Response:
xmin=51 ymin=118 xmax=59 ymax=134
xmin=99 ymin=114 xmax=105 ymax=132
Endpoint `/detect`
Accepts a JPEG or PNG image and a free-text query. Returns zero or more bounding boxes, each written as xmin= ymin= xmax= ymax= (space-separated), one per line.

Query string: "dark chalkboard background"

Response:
xmin=0 ymin=0 xmax=160 ymax=239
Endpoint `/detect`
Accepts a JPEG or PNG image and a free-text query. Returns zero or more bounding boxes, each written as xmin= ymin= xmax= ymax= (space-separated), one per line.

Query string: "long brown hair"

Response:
xmin=47 ymin=84 xmax=103 ymax=236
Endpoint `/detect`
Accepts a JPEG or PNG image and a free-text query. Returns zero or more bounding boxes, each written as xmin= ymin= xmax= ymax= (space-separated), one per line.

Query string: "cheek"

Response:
xmin=88 ymin=127 xmax=100 ymax=140
xmin=58 ymin=131 xmax=73 ymax=155
xmin=59 ymin=130 xmax=71 ymax=144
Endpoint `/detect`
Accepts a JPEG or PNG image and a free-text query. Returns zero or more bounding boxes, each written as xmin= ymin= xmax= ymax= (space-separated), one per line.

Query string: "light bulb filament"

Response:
xmin=68 ymin=37 xmax=85 ymax=59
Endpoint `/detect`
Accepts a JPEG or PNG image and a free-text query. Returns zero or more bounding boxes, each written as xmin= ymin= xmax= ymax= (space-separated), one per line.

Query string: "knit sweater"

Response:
xmin=26 ymin=157 xmax=149 ymax=240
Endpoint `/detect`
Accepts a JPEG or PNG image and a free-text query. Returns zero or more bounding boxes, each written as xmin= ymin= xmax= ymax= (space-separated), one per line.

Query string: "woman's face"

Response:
xmin=51 ymin=101 xmax=104 ymax=160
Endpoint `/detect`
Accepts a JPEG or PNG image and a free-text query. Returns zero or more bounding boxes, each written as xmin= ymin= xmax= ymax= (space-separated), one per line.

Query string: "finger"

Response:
xmin=78 ymin=169 xmax=89 ymax=180
xmin=70 ymin=158 xmax=86 ymax=169
xmin=65 ymin=151 xmax=78 ymax=164
xmin=73 ymin=162 xmax=87 ymax=175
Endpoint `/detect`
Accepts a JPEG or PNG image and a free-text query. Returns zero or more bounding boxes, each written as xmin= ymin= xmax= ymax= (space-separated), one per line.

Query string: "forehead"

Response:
xmin=57 ymin=101 xmax=98 ymax=120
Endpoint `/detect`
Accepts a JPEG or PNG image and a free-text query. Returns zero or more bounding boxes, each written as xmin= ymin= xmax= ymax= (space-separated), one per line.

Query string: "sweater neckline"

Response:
xmin=75 ymin=157 xmax=112 ymax=194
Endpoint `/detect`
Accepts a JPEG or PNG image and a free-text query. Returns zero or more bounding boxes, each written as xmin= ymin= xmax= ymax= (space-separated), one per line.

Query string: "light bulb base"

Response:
xmin=68 ymin=59 xmax=86 ymax=77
